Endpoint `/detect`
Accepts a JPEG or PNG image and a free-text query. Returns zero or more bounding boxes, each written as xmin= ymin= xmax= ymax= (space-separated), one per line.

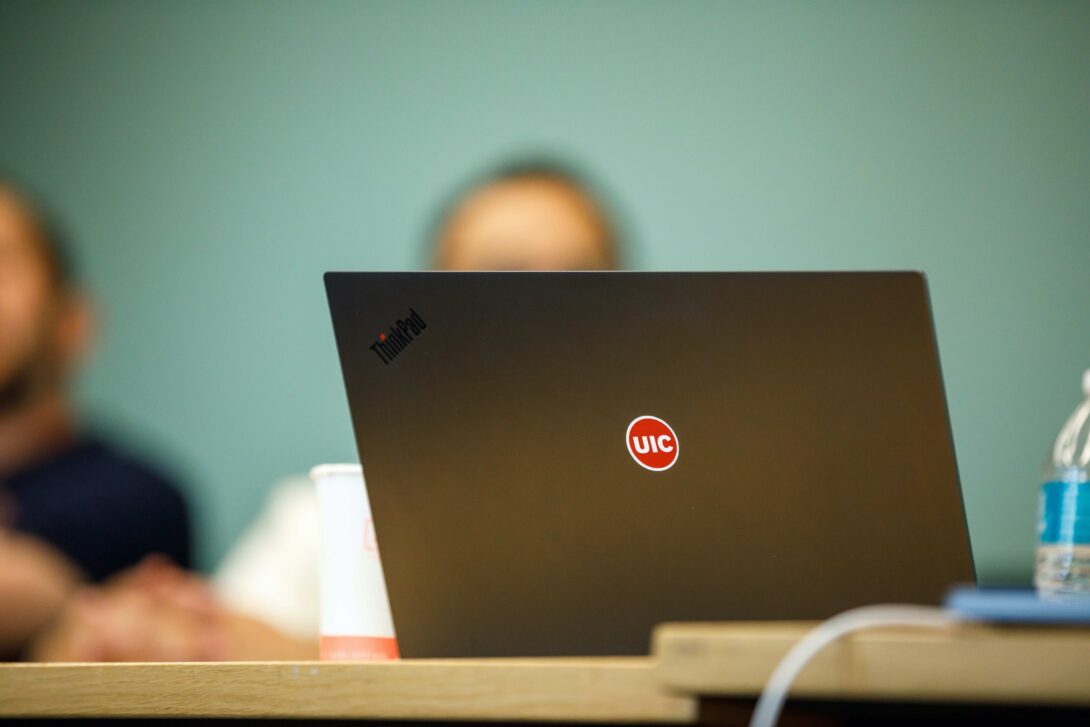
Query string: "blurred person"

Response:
xmin=0 ymin=178 xmax=191 ymax=658
xmin=28 ymin=157 xmax=624 ymax=661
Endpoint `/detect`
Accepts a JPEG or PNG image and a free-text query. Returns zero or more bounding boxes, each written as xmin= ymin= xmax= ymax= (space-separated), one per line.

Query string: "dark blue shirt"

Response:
xmin=1 ymin=437 xmax=191 ymax=581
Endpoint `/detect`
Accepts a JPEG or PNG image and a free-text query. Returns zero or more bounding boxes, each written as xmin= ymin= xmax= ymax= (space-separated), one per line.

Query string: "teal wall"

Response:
xmin=1 ymin=1 xmax=1088 ymax=581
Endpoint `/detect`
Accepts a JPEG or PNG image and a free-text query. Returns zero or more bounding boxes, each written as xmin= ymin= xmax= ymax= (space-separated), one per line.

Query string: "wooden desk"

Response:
xmin=3 ymin=623 xmax=1090 ymax=724
xmin=653 ymin=622 xmax=1090 ymax=724
xmin=0 ymin=657 xmax=694 ymax=722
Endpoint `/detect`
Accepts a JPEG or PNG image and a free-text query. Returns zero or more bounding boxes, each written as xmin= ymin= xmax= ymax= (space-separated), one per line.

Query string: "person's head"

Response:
xmin=0 ymin=179 xmax=91 ymax=414
xmin=430 ymin=159 xmax=622 ymax=271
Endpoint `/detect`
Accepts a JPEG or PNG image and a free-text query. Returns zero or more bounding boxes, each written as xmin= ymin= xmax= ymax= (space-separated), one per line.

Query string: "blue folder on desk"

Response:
xmin=946 ymin=586 xmax=1090 ymax=624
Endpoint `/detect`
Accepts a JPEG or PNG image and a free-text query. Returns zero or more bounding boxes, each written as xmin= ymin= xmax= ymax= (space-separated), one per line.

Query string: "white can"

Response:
xmin=310 ymin=464 xmax=398 ymax=660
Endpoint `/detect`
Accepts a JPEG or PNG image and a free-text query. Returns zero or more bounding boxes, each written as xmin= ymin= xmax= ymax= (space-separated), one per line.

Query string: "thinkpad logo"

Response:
xmin=370 ymin=308 xmax=427 ymax=364
xmin=626 ymin=415 xmax=679 ymax=471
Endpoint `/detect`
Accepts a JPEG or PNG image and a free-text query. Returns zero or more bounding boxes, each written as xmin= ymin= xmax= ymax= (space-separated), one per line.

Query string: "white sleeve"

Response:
xmin=213 ymin=477 xmax=320 ymax=640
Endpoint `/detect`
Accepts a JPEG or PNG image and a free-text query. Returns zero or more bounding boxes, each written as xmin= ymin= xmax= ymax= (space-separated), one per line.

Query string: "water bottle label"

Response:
xmin=1038 ymin=481 xmax=1090 ymax=545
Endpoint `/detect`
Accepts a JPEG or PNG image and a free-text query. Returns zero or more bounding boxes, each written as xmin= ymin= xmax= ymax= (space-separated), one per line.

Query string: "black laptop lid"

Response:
xmin=325 ymin=272 xmax=973 ymax=657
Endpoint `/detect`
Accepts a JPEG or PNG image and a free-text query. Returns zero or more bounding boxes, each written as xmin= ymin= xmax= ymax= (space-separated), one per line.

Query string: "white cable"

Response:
xmin=748 ymin=605 xmax=962 ymax=727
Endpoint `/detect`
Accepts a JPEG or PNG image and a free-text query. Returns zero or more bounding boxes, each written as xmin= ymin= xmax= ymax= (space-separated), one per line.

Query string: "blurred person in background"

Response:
xmin=28 ymin=157 xmax=624 ymax=660
xmin=0 ymin=178 xmax=192 ymax=659
xmin=431 ymin=159 xmax=620 ymax=271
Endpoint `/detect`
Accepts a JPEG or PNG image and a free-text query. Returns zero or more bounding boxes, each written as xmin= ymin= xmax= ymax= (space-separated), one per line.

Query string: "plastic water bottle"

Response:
xmin=1035 ymin=369 xmax=1090 ymax=596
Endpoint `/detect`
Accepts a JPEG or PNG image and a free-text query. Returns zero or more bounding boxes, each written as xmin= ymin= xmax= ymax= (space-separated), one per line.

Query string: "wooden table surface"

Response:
xmin=4 ymin=622 xmax=1090 ymax=721
xmin=653 ymin=621 xmax=1090 ymax=706
xmin=0 ymin=657 xmax=695 ymax=722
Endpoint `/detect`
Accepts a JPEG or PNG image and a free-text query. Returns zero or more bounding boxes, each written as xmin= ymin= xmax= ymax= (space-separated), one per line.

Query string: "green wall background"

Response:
xmin=1 ymin=1 xmax=1088 ymax=581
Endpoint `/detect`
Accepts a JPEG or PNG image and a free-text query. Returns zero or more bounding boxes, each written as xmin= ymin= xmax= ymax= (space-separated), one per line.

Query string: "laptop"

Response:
xmin=324 ymin=271 xmax=974 ymax=658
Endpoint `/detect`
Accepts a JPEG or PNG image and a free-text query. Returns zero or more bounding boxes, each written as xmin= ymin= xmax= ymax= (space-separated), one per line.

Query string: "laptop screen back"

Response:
xmin=325 ymin=272 xmax=973 ymax=657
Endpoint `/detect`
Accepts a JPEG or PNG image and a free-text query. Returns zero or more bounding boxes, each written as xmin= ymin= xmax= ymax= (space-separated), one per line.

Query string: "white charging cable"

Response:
xmin=748 ymin=605 xmax=963 ymax=727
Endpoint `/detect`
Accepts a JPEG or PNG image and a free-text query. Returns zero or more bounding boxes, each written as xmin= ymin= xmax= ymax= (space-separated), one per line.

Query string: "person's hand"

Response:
xmin=0 ymin=529 xmax=81 ymax=654
xmin=28 ymin=556 xmax=227 ymax=662
xmin=28 ymin=555 xmax=318 ymax=662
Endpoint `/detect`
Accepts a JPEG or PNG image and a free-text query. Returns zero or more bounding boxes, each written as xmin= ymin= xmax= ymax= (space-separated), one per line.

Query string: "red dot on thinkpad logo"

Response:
xmin=626 ymin=416 xmax=679 ymax=471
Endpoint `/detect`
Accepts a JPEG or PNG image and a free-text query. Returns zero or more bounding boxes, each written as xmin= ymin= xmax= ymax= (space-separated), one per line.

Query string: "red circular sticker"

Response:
xmin=626 ymin=416 xmax=679 ymax=471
